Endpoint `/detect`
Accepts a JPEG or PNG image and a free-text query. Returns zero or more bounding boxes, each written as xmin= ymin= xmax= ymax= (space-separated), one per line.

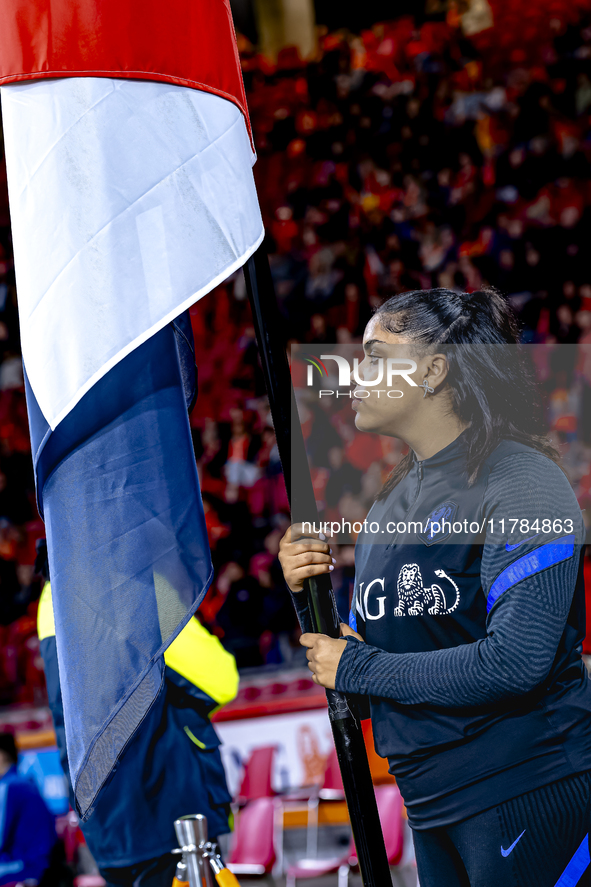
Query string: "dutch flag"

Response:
xmin=0 ymin=0 xmax=263 ymax=819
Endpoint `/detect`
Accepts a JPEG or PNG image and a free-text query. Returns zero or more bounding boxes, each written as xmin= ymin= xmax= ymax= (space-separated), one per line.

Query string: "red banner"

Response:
xmin=0 ymin=0 xmax=252 ymax=142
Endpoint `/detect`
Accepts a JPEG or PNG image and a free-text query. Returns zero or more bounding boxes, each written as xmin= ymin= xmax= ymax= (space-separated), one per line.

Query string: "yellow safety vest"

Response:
xmin=37 ymin=581 xmax=238 ymax=709
xmin=37 ymin=581 xmax=56 ymax=641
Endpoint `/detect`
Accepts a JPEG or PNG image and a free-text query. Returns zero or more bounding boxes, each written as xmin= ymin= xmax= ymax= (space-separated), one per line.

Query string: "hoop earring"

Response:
xmin=421 ymin=379 xmax=435 ymax=398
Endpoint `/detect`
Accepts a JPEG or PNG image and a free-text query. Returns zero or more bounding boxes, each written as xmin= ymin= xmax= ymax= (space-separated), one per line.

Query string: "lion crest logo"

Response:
xmin=394 ymin=563 xmax=460 ymax=616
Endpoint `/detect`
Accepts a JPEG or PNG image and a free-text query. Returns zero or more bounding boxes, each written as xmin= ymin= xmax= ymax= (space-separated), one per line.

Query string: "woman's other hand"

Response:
xmin=300 ymin=622 xmax=364 ymax=688
xmin=278 ymin=524 xmax=335 ymax=593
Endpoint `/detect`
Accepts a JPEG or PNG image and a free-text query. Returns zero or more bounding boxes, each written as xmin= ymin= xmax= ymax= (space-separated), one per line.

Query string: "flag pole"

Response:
xmin=244 ymin=242 xmax=392 ymax=887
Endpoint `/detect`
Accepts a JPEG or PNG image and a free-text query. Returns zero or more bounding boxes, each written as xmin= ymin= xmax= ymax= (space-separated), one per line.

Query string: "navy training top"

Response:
xmin=295 ymin=434 xmax=591 ymax=829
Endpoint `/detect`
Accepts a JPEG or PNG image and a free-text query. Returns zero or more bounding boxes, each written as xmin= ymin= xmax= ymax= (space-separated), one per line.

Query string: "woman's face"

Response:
xmin=351 ymin=315 xmax=437 ymax=439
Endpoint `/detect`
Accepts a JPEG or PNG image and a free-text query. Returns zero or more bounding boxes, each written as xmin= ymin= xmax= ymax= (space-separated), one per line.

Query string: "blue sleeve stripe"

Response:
xmin=553 ymin=833 xmax=589 ymax=885
xmin=487 ymin=534 xmax=575 ymax=614
xmin=348 ymin=609 xmax=357 ymax=632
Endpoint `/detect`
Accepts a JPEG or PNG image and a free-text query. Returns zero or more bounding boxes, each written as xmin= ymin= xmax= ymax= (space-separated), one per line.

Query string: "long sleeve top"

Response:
xmin=292 ymin=436 xmax=591 ymax=828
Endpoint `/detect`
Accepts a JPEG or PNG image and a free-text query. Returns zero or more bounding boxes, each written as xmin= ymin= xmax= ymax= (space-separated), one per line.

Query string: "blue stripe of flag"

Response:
xmin=25 ymin=319 xmax=212 ymax=820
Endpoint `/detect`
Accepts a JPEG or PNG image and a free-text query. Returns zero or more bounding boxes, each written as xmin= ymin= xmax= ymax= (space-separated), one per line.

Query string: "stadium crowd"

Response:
xmin=2 ymin=3 xmax=591 ymax=691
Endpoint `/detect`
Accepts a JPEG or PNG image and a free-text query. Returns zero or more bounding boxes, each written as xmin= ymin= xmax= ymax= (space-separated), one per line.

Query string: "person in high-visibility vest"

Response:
xmin=37 ymin=552 xmax=239 ymax=887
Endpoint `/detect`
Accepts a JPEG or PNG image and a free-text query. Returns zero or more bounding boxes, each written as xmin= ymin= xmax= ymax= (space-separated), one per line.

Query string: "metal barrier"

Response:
xmin=172 ymin=814 xmax=241 ymax=887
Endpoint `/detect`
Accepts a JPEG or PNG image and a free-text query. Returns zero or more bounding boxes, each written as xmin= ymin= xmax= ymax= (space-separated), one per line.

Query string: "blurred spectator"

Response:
xmin=0 ymin=731 xmax=58 ymax=885
xmin=214 ymin=563 xmax=266 ymax=667
xmin=223 ymin=409 xmax=262 ymax=500
xmin=324 ymin=446 xmax=363 ymax=509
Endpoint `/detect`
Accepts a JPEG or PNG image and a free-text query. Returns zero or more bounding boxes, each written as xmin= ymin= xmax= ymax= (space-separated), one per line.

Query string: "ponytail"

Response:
xmin=375 ymin=287 xmax=559 ymax=498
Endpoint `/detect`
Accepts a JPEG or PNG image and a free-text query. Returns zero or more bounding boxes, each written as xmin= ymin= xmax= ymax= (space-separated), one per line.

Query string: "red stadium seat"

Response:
xmin=319 ymin=747 xmax=345 ymax=800
xmin=285 ymin=784 xmax=405 ymax=886
xmin=236 ymin=745 xmax=277 ymax=803
xmin=276 ymin=745 xmax=346 ymax=866
xmin=227 ymin=796 xmax=277 ymax=876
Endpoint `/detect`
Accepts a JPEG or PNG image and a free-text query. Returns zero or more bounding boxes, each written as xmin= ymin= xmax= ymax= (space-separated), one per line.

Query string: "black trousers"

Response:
xmin=413 ymin=771 xmax=591 ymax=887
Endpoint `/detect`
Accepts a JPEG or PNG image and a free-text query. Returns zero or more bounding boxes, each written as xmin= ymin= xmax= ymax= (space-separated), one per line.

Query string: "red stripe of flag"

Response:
xmin=0 ymin=0 xmax=253 ymax=145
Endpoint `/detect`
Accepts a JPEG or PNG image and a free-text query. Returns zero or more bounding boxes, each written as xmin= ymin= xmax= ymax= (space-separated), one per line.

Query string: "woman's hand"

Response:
xmin=278 ymin=524 xmax=336 ymax=593
xmin=300 ymin=623 xmax=364 ymax=688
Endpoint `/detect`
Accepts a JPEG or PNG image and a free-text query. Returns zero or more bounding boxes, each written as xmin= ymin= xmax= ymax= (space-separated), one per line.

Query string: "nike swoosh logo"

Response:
xmin=501 ymin=829 xmax=526 ymax=857
xmin=505 ymin=534 xmax=539 ymax=552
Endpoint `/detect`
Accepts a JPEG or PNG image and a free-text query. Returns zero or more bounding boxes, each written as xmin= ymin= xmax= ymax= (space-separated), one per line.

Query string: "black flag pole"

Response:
xmin=244 ymin=242 xmax=392 ymax=887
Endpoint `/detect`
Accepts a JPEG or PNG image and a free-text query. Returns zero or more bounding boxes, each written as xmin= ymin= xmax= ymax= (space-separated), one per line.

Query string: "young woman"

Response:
xmin=279 ymin=288 xmax=591 ymax=887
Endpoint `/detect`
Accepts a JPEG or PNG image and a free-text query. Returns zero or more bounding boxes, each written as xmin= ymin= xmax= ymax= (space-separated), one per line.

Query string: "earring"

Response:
xmin=421 ymin=379 xmax=435 ymax=398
